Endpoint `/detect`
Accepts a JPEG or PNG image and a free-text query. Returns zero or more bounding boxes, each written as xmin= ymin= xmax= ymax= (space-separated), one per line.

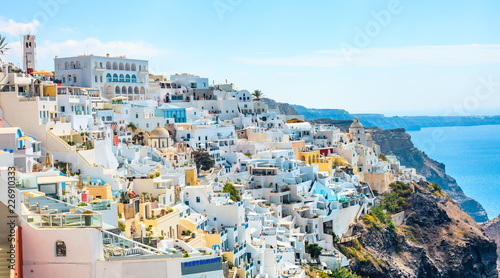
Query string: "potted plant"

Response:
xmin=82 ymin=210 xmax=93 ymax=226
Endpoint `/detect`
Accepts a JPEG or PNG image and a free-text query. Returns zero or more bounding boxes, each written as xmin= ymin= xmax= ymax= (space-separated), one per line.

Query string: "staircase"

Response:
xmin=0 ymin=245 xmax=13 ymax=278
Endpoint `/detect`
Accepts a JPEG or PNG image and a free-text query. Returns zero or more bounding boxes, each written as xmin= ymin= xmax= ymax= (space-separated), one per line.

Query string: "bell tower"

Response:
xmin=23 ymin=34 xmax=37 ymax=72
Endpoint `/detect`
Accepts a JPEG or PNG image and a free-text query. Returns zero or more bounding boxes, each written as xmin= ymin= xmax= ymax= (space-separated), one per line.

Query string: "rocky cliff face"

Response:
xmin=368 ymin=127 xmax=489 ymax=223
xmin=347 ymin=181 xmax=498 ymax=278
xmin=482 ymin=215 xmax=500 ymax=273
xmin=262 ymin=98 xmax=298 ymax=115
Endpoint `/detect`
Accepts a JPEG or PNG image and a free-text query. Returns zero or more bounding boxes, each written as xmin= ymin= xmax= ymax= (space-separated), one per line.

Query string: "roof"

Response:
xmin=350 ymin=117 xmax=363 ymax=128
xmin=149 ymin=126 xmax=170 ymax=138
xmin=37 ymin=176 xmax=78 ymax=184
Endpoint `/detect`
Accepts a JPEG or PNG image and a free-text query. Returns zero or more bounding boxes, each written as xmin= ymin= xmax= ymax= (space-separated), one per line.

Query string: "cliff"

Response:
xmin=289 ymin=104 xmax=500 ymax=130
xmin=482 ymin=215 xmax=500 ymax=273
xmin=345 ymin=181 xmax=498 ymax=278
xmin=262 ymin=98 xmax=298 ymax=115
xmin=367 ymin=127 xmax=489 ymax=223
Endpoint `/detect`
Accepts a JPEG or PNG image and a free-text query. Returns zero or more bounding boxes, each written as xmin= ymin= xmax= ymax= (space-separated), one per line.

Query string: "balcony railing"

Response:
xmin=22 ymin=213 xmax=102 ymax=228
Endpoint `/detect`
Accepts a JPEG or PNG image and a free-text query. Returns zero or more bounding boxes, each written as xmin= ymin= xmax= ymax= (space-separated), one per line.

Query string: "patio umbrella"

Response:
xmin=44 ymin=151 xmax=53 ymax=168
xmin=32 ymin=70 xmax=53 ymax=76
xmin=17 ymin=135 xmax=32 ymax=141
xmin=77 ymin=174 xmax=84 ymax=189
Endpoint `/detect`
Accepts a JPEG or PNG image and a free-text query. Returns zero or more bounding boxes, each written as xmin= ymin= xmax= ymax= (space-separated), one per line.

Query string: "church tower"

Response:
xmin=349 ymin=117 xmax=367 ymax=146
xmin=23 ymin=34 xmax=37 ymax=72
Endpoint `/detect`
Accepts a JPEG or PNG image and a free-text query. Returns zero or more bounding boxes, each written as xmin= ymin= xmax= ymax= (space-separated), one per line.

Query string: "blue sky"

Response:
xmin=1 ymin=0 xmax=500 ymax=116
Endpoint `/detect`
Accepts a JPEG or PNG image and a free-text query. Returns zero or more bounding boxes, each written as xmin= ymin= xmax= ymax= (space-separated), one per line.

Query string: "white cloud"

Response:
xmin=2 ymin=37 xmax=168 ymax=70
xmin=234 ymin=44 xmax=500 ymax=67
xmin=39 ymin=38 xmax=167 ymax=60
xmin=0 ymin=18 xmax=40 ymax=36
xmin=60 ymin=27 xmax=73 ymax=32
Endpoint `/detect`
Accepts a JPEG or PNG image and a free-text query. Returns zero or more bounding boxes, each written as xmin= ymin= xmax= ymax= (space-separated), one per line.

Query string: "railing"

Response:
xmin=101 ymin=230 xmax=175 ymax=257
xmin=22 ymin=213 xmax=102 ymax=228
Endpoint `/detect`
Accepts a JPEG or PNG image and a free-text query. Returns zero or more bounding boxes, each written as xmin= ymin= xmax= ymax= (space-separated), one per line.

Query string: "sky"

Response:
xmin=1 ymin=0 xmax=500 ymax=116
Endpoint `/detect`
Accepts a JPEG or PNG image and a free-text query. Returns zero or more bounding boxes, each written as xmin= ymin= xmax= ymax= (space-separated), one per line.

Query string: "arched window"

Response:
xmin=112 ymin=62 xmax=118 ymax=70
xmin=131 ymin=75 xmax=136 ymax=82
xmin=106 ymin=73 xmax=112 ymax=82
xmin=55 ymin=240 xmax=66 ymax=257
xmin=76 ymin=61 xmax=81 ymax=68
xmin=65 ymin=62 xmax=69 ymax=69
xmin=128 ymin=86 xmax=133 ymax=94
xmin=140 ymin=87 xmax=145 ymax=94
xmin=131 ymin=63 xmax=136 ymax=71
xmin=125 ymin=74 xmax=130 ymax=82
xmin=125 ymin=63 xmax=130 ymax=70
xmin=106 ymin=61 xmax=111 ymax=69
xmin=95 ymin=75 xmax=98 ymax=82
xmin=119 ymin=74 xmax=124 ymax=82
xmin=113 ymin=74 xmax=118 ymax=82
xmin=100 ymin=75 xmax=103 ymax=82
xmin=70 ymin=61 xmax=75 ymax=69
xmin=115 ymin=86 xmax=120 ymax=94
xmin=122 ymin=86 xmax=127 ymax=94
xmin=134 ymin=87 xmax=139 ymax=94
xmin=119 ymin=62 xmax=124 ymax=70
xmin=139 ymin=65 xmax=142 ymax=71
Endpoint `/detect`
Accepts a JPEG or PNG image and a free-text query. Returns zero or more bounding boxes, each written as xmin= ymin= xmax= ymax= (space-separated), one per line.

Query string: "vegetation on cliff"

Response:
xmin=342 ymin=181 xmax=497 ymax=278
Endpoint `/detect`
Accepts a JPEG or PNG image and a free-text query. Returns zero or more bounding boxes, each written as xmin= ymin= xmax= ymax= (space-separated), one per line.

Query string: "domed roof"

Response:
xmin=149 ymin=126 xmax=170 ymax=138
xmin=350 ymin=117 xmax=364 ymax=129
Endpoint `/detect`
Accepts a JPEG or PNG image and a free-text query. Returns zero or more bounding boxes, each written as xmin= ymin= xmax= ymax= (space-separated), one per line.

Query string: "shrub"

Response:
xmin=401 ymin=224 xmax=423 ymax=244
xmin=118 ymin=221 xmax=126 ymax=232
xmin=155 ymin=171 xmax=160 ymax=177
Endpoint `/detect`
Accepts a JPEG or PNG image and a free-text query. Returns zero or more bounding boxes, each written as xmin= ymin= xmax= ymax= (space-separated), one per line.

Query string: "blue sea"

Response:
xmin=408 ymin=125 xmax=500 ymax=220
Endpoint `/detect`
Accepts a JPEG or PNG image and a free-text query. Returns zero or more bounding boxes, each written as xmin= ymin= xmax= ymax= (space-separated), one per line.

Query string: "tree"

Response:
xmin=192 ymin=150 xmax=214 ymax=172
xmin=331 ymin=231 xmax=340 ymax=244
xmin=223 ymin=182 xmax=241 ymax=202
xmin=252 ymin=90 xmax=264 ymax=100
xmin=305 ymin=243 xmax=322 ymax=262
xmin=128 ymin=122 xmax=137 ymax=132
xmin=0 ymin=35 xmax=9 ymax=55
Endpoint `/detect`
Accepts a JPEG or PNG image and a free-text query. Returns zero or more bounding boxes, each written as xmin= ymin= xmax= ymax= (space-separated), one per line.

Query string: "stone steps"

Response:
xmin=0 ymin=245 xmax=14 ymax=278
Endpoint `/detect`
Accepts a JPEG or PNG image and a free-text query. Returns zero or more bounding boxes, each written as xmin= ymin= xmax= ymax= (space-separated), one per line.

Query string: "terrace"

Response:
xmin=21 ymin=192 xmax=102 ymax=228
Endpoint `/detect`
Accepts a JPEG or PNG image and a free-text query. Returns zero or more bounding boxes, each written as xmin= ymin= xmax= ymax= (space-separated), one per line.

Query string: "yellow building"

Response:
xmin=86 ymin=183 xmax=113 ymax=200
xmin=299 ymin=150 xmax=320 ymax=165
xmin=185 ymin=168 xmax=198 ymax=186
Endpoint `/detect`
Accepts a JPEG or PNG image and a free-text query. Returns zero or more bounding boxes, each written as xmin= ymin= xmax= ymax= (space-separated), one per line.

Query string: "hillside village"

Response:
xmin=0 ymin=35 xmax=426 ymax=278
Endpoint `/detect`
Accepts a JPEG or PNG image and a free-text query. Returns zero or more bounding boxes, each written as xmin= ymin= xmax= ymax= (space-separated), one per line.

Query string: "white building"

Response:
xmin=54 ymin=54 xmax=149 ymax=100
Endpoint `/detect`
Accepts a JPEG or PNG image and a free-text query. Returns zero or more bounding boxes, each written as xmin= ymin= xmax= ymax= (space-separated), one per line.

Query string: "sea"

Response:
xmin=408 ymin=125 xmax=500 ymax=221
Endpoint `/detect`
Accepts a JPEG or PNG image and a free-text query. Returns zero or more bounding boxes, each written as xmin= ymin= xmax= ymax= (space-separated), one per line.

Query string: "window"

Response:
xmin=146 ymin=123 xmax=149 ymax=128
xmin=74 ymin=75 xmax=77 ymax=83
xmin=119 ymin=74 xmax=124 ymax=82
xmin=55 ymin=240 xmax=66 ymax=257
xmin=60 ymin=106 xmax=65 ymax=112
xmin=113 ymin=74 xmax=118 ymax=82
xmin=95 ymin=75 xmax=98 ymax=82
xmin=100 ymin=75 xmax=103 ymax=82
xmin=135 ymin=113 xmax=138 ymax=119
xmin=131 ymin=75 xmax=136 ymax=82
xmin=106 ymin=74 xmax=112 ymax=82
xmin=84 ymin=62 xmax=88 ymax=68
xmin=125 ymin=74 xmax=130 ymax=82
